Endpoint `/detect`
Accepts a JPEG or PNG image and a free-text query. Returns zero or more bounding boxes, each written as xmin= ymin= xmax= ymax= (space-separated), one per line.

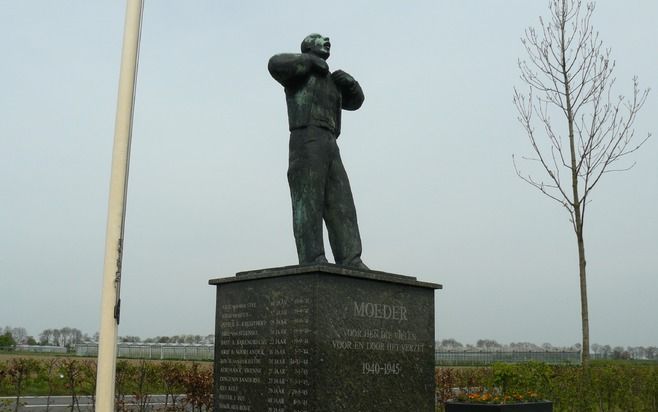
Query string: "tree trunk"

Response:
xmin=576 ymin=222 xmax=590 ymax=365
xmin=559 ymin=0 xmax=590 ymax=365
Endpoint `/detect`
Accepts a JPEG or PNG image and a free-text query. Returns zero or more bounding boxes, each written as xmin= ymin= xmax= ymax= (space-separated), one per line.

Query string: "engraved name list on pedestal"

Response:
xmin=209 ymin=264 xmax=441 ymax=412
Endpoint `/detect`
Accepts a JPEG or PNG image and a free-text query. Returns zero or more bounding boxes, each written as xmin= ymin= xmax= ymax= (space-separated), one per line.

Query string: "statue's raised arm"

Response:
xmin=268 ymin=53 xmax=328 ymax=87
xmin=268 ymin=33 xmax=368 ymax=270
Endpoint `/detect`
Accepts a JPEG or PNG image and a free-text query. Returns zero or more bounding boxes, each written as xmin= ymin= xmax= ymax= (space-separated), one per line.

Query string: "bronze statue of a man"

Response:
xmin=268 ymin=33 xmax=368 ymax=270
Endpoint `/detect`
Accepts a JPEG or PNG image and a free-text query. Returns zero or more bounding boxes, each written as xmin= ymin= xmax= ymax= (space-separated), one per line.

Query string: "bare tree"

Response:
xmin=39 ymin=329 xmax=53 ymax=345
xmin=590 ymin=343 xmax=601 ymax=356
xmin=203 ymin=334 xmax=215 ymax=345
xmin=476 ymin=339 xmax=502 ymax=350
xmin=10 ymin=327 xmax=28 ymax=344
xmin=646 ymin=346 xmax=658 ymax=360
xmin=119 ymin=335 xmax=141 ymax=343
xmin=52 ymin=329 xmax=62 ymax=347
xmin=513 ymin=0 xmax=650 ymax=363
xmin=439 ymin=338 xmax=464 ymax=350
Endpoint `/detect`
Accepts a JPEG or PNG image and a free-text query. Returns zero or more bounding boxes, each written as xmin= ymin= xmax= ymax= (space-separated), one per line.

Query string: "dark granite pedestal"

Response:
xmin=209 ymin=264 xmax=441 ymax=412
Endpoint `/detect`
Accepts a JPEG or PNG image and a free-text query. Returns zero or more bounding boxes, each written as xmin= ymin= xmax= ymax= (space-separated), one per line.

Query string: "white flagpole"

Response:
xmin=95 ymin=1 xmax=143 ymax=411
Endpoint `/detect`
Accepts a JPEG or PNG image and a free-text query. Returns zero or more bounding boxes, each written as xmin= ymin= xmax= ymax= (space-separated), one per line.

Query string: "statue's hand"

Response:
xmin=331 ymin=70 xmax=356 ymax=88
xmin=307 ymin=54 xmax=329 ymax=75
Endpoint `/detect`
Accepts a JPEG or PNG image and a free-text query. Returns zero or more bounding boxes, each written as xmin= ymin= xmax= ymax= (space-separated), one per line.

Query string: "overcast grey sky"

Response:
xmin=1 ymin=1 xmax=656 ymax=348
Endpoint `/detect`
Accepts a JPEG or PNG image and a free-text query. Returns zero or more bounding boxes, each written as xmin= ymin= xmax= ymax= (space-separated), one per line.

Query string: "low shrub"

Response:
xmin=3 ymin=356 xmax=656 ymax=412
xmin=436 ymin=361 xmax=658 ymax=412
xmin=0 ymin=357 xmax=212 ymax=411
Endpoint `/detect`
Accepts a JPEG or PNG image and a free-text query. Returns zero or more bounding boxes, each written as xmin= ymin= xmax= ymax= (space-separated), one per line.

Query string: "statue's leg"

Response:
xmin=324 ymin=142 xmax=368 ymax=269
xmin=287 ymin=127 xmax=329 ymax=264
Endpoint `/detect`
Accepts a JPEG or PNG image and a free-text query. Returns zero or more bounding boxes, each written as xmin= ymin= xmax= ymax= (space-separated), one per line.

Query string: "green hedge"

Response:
xmin=0 ymin=358 xmax=212 ymax=412
xmin=436 ymin=361 xmax=658 ymax=412
xmin=3 ymin=358 xmax=657 ymax=412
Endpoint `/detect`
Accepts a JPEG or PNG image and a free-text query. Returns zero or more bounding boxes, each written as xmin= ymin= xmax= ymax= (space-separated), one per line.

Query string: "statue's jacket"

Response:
xmin=268 ymin=53 xmax=364 ymax=138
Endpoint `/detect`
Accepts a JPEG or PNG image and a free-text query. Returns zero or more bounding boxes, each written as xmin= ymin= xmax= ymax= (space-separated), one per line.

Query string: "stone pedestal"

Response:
xmin=209 ymin=264 xmax=441 ymax=412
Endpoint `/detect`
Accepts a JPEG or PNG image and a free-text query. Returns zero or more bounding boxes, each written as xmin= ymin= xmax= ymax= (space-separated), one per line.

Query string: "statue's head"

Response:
xmin=301 ymin=33 xmax=331 ymax=60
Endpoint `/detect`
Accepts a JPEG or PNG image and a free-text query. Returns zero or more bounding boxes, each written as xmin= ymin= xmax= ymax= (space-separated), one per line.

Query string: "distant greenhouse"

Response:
xmin=75 ymin=343 xmax=214 ymax=360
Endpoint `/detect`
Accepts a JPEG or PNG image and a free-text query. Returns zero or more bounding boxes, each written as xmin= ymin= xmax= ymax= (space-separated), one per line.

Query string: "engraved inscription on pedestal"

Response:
xmin=210 ymin=265 xmax=441 ymax=412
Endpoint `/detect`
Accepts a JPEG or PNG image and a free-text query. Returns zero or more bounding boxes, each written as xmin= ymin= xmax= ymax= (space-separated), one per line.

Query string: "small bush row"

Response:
xmin=4 ymin=357 xmax=658 ymax=411
xmin=436 ymin=361 xmax=658 ymax=412
xmin=0 ymin=357 xmax=212 ymax=412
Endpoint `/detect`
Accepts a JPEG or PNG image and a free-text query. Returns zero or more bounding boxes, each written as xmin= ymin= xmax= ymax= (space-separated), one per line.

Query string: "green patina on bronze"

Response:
xmin=269 ymin=34 xmax=368 ymax=270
